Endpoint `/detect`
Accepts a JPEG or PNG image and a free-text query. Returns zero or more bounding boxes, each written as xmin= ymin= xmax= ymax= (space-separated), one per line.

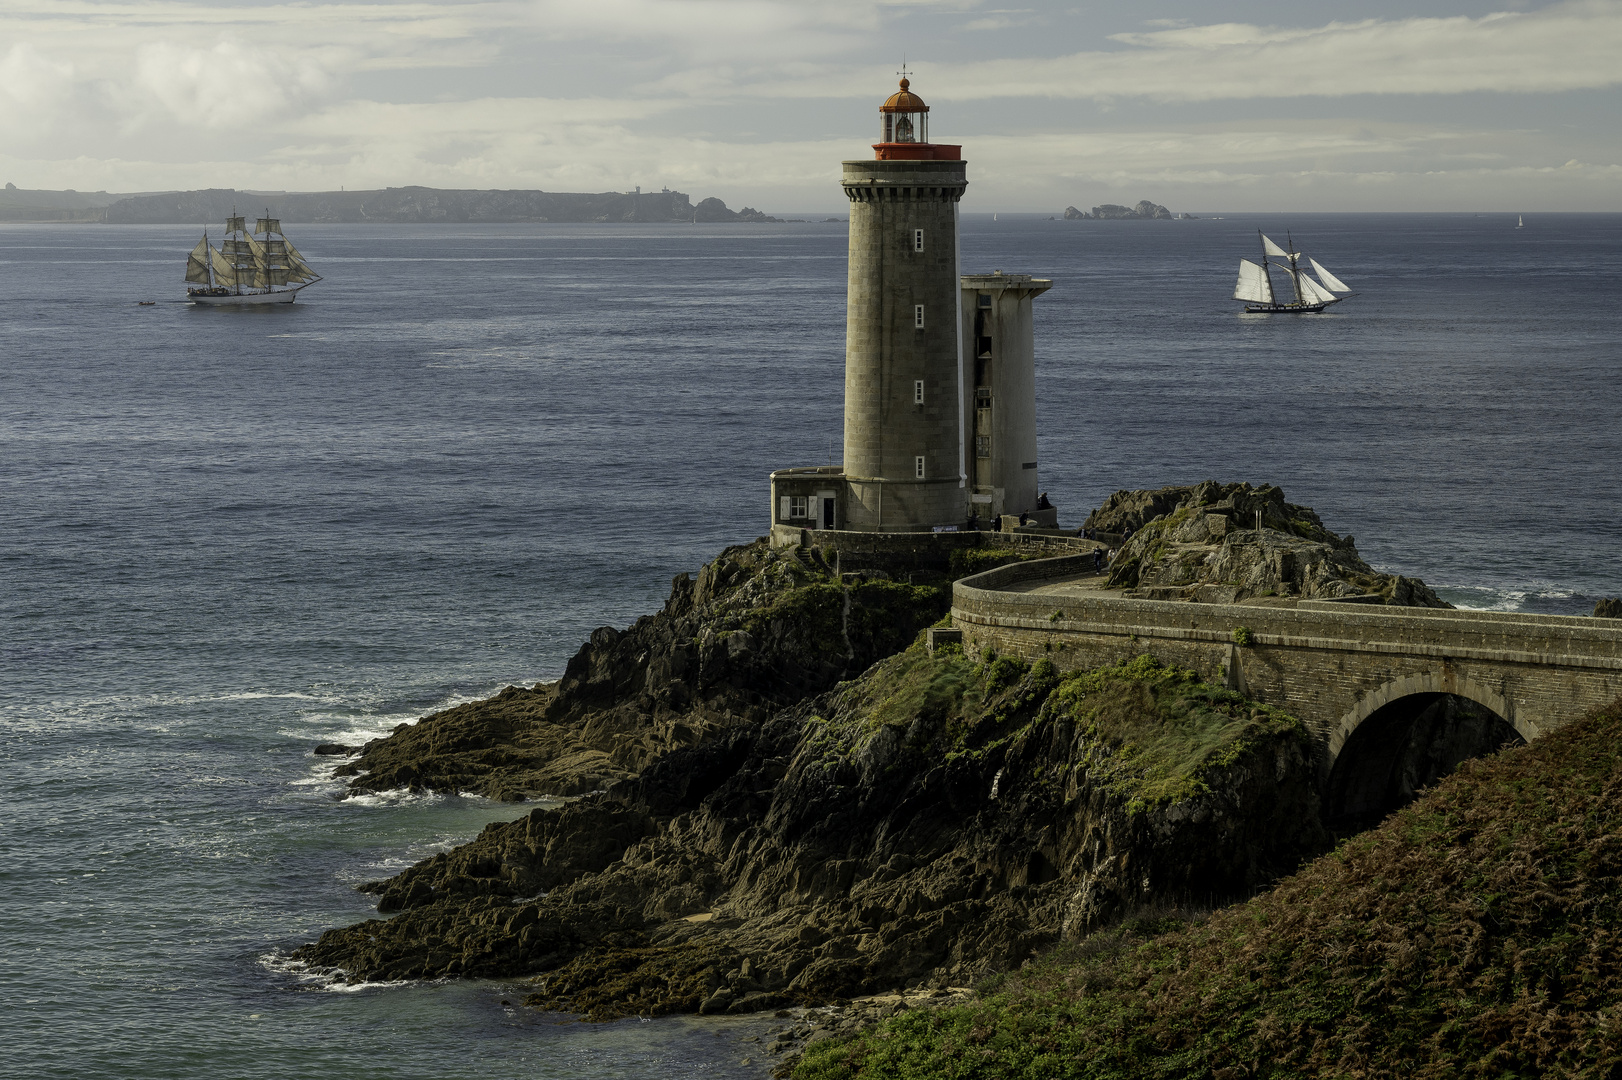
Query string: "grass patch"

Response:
xmin=949 ymin=548 xmax=1038 ymax=579
xmin=1049 ymin=655 xmax=1303 ymax=811
xmin=795 ymin=696 xmax=1622 ymax=1080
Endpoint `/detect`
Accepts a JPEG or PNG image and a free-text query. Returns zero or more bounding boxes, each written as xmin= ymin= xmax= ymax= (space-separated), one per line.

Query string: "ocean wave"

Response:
xmin=260 ymin=951 xmax=426 ymax=993
xmin=1431 ymin=582 xmax=1589 ymax=614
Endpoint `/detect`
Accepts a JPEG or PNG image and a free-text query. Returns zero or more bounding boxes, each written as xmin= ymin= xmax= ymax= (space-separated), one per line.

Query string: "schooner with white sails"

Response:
xmin=185 ymin=211 xmax=320 ymax=305
xmin=1233 ymin=232 xmax=1351 ymax=313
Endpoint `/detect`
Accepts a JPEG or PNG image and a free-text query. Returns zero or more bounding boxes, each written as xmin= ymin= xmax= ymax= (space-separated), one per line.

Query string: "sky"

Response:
xmin=2 ymin=0 xmax=1620 ymax=211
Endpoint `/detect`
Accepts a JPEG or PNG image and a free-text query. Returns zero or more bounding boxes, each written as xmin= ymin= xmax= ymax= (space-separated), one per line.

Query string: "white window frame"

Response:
xmin=914 ymin=455 xmax=926 ymax=479
xmin=914 ymin=304 xmax=925 ymax=329
xmin=790 ymin=495 xmax=808 ymax=518
xmin=913 ymin=229 xmax=924 ymax=252
xmin=913 ymin=379 xmax=924 ymax=405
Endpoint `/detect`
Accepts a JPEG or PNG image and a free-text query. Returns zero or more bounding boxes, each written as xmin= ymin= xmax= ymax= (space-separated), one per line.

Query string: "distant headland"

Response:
xmin=0 ymin=182 xmax=795 ymax=225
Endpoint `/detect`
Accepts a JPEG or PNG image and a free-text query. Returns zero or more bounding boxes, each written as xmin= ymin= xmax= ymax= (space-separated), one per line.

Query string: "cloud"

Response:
xmin=524 ymin=0 xmax=882 ymax=60
xmin=133 ymin=39 xmax=342 ymax=128
xmin=0 ymin=43 xmax=80 ymax=139
xmin=766 ymin=1 xmax=1622 ymax=102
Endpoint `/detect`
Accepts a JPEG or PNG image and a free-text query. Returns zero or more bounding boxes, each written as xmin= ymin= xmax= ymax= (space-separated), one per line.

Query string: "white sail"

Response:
xmin=185 ymin=237 xmax=212 ymax=284
xmin=1234 ymin=259 xmax=1274 ymax=303
xmin=1299 ymin=273 xmax=1339 ymax=305
xmin=255 ymin=216 xmax=281 ymax=236
xmin=283 ymin=240 xmax=320 ymax=283
xmin=226 ymin=215 xmax=246 ymax=234
xmin=1261 ymin=234 xmax=1292 ymax=258
xmin=1310 ymin=258 xmax=1350 ymax=292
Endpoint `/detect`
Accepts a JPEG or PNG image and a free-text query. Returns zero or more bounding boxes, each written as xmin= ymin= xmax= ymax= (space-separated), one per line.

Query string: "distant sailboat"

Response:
xmin=1232 ymin=231 xmax=1352 ymax=314
xmin=185 ymin=210 xmax=321 ymax=305
xmin=1517 ymin=215 xmax=1525 ymax=228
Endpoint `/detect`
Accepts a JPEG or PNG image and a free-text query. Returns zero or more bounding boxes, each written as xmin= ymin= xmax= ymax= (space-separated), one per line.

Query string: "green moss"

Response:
xmin=1049 ymin=655 xmax=1302 ymax=811
xmin=949 ymin=547 xmax=1036 ymax=579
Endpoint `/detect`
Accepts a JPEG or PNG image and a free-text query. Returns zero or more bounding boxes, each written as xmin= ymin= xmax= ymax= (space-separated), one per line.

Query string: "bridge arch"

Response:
xmin=1325 ymin=670 xmax=1533 ymax=831
xmin=1327 ymin=671 xmax=1537 ymax=767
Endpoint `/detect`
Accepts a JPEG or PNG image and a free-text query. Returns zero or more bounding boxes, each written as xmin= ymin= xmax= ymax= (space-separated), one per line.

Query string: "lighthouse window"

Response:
xmin=895 ymin=116 xmax=914 ymax=142
xmin=914 ymin=380 xmax=924 ymax=405
xmin=914 ymin=304 xmax=925 ymax=329
xmin=978 ymin=293 xmax=992 ymax=308
xmin=976 ymin=436 xmax=991 ymax=458
xmin=790 ymin=495 xmax=808 ymax=519
xmin=913 ymin=229 xmax=924 ymax=252
xmin=915 ymin=456 xmax=926 ymax=479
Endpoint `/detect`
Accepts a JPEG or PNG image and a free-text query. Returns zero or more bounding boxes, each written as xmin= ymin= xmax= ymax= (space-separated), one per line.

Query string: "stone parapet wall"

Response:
xmin=953 ymin=557 xmax=1622 ymax=771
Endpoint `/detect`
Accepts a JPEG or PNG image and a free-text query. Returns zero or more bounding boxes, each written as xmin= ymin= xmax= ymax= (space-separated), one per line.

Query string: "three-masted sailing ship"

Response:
xmin=184 ymin=211 xmax=320 ymax=305
xmin=1232 ymin=231 xmax=1351 ymax=313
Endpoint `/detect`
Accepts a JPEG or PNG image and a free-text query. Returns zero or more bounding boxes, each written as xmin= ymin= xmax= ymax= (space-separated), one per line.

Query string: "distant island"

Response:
xmin=0 ymin=182 xmax=790 ymax=225
xmin=1063 ymin=200 xmax=1196 ymax=220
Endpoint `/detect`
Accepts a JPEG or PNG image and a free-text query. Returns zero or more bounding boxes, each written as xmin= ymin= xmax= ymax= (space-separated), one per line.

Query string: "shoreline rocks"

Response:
xmin=1091 ymin=481 xmax=1451 ymax=607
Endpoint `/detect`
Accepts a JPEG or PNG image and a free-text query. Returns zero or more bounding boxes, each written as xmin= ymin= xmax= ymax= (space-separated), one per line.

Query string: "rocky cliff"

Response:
xmin=331 ymin=543 xmax=951 ymax=800
xmin=291 ymin=487 xmax=1450 ymax=1020
xmin=1089 ymin=481 xmax=1451 ymax=607
xmin=293 ymin=584 xmax=1328 ymax=1014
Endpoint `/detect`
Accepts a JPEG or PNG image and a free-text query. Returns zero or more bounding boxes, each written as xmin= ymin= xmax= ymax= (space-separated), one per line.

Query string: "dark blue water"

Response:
xmin=2 ymin=214 xmax=1618 ymax=1078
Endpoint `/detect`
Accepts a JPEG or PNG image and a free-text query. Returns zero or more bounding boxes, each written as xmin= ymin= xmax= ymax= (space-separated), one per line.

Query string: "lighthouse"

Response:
xmin=839 ymin=77 xmax=968 ymax=531
xmin=769 ymin=77 xmax=1053 ymax=540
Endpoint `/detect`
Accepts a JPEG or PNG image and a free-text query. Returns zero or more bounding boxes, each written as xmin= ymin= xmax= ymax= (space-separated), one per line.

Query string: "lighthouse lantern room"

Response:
xmin=875 ymin=77 xmax=958 ymax=161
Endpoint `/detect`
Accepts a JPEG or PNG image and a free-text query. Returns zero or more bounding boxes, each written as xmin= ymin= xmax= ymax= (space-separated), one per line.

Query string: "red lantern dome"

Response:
xmin=873 ymin=76 xmax=960 ymax=161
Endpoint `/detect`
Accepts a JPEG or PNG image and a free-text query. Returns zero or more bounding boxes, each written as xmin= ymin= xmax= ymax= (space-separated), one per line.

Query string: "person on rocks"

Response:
xmin=1036 ymin=492 xmax=1053 ymax=511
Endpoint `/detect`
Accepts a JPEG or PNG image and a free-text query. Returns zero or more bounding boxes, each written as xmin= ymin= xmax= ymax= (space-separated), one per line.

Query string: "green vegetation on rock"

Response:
xmin=794 ymin=697 xmax=1622 ymax=1080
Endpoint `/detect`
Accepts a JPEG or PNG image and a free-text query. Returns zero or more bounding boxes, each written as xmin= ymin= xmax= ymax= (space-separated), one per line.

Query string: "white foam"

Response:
xmin=260 ymin=951 xmax=428 ymax=993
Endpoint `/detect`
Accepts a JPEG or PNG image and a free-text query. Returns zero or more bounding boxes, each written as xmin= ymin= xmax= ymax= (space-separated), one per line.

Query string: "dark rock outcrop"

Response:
xmin=291 ymin=652 xmax=1328 ymax=1013
xmin=331 ymin=543 xmax=951 ymax=800
xmin=1596 ymin=598 xmax=1622 ymax=619
xmin=1090 ymin=481 xmax=1451 ymax=607
xmin=1062 ymin=206 xmax=1089 ymax=220
xmin=692 ymin=197 xmax=783 ymax=223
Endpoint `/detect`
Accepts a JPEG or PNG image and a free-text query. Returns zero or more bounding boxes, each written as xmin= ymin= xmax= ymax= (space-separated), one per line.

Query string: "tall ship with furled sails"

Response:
xmin=184 ymin=211 xmax=320 ymax=305
xmin=1232 ymin=231 xmax=1352 ymax=313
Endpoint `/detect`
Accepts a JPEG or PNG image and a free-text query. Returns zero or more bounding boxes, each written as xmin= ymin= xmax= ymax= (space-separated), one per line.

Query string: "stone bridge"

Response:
xmin=952 ymin=554 xmax=1622 ymax=822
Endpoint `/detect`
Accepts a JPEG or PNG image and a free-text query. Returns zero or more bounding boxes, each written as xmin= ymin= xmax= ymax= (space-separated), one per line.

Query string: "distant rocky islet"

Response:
xmin=1062 ymin=199 xmax=1196 ymax=220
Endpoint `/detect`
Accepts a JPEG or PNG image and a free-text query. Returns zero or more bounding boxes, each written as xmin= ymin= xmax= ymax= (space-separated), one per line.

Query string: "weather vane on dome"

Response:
xmin=897 ymin=59 xmax=910 ymax=81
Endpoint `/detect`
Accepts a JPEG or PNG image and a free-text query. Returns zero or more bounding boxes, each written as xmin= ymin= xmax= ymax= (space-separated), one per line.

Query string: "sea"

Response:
xmin=2 ymin=212 xmax=1619 ymax=1078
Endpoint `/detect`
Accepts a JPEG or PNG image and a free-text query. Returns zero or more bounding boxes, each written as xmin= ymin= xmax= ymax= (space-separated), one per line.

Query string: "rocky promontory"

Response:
xmin=1089 ymin=481 xmax=1451 ymax=607
xmin=291 ymin=483 xmax=1457 ymax=1033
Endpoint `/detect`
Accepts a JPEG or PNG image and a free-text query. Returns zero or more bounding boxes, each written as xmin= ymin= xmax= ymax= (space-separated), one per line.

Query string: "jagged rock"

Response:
xmin=329 ymin=543 xmax=950 ymax=799
xmin=1062 ymin=206 xmax=1089 ymax=220
xmin=1090 ymin=481 xmax=1451 ymax=608
xmin=291 ymin=651 xmax=1327 ymax=1013
xmin=1596 ymin=598 xmax=1622 ymax=619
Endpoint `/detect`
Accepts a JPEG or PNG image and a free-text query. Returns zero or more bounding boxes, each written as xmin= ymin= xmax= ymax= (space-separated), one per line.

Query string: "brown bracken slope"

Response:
xmin=797 ymin=697 xmax=1622 ymax=1080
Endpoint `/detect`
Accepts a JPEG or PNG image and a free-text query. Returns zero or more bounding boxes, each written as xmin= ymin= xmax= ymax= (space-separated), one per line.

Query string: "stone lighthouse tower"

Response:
xmin=768 ymin=77 xmax=1053 ymax=542
xmin=838 ymin=77 xmax=967 ymax=531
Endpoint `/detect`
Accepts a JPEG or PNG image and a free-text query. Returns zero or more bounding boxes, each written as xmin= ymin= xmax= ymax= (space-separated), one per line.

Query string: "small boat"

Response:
xmin=1232 ymin=231 xmax=1352 ymax=314
xmin=137 ymin=301 xmax=155 ymax=306
xmin=1517 ymin=215 xmax=1524 ymax=228
xmin=185 ymin=210 xmax=320 ymax=305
